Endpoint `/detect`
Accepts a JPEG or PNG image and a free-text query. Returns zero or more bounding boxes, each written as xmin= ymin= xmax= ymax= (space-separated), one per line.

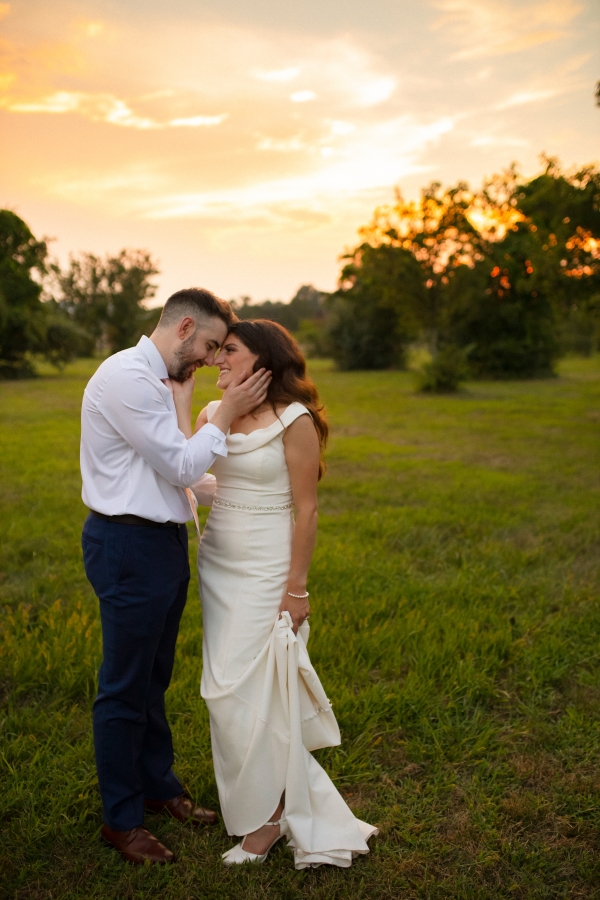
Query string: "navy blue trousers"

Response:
xmin=82 ymin=513 xmax=190 ymax=831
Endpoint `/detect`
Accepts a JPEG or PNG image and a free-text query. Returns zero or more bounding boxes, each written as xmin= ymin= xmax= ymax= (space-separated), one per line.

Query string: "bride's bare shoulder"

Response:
xmin=194 ymin=402 xmax=218 ymax=432
xmin=281 ymin=410 xmax=318 ymax=454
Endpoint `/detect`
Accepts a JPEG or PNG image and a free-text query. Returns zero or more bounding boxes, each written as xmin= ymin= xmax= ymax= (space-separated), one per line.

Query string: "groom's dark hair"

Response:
xmin=157 ymin=287 xmax=236 ymax=330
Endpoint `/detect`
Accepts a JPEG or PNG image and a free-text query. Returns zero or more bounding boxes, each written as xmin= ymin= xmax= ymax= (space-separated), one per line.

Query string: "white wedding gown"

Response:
xmin=196 ymin=400 xmax=378 ymax=869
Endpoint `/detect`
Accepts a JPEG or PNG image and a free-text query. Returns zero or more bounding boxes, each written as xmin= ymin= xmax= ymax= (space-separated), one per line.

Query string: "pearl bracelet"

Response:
xmin=286 ymin=590 xmax=310 ymax=599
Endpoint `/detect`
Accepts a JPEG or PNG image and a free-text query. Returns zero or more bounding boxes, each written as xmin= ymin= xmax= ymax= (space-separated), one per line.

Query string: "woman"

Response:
xmin=175 ymin=320 xmax=377 ymax=869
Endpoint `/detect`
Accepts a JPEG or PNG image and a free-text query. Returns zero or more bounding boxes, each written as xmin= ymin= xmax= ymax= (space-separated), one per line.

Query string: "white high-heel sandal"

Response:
xmin=222 ymin=816 xmax=288 ymax=865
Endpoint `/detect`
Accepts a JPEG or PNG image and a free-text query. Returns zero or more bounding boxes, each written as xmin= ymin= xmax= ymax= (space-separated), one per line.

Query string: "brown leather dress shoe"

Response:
xmin=101 ymin=824 xmax=175 ymax=865
xmin=145 ymin=793 xmax=219 ymax=826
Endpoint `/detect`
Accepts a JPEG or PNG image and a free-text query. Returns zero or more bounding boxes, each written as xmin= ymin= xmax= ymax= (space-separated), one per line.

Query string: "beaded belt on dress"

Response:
xmin=212 ymin=498 xmax=294 ymax=511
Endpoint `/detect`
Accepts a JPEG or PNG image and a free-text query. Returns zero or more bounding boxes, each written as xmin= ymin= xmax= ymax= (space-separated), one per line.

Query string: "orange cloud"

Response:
xmin=0 ymin=0 xmax=595 ymax=303
xmin=433 ymin=0 xmax=583 ymax=60
xmin=3 ymin=89 xmax=228 ymax=130
xmin=0 ymin=16 xmax=84 ymax=102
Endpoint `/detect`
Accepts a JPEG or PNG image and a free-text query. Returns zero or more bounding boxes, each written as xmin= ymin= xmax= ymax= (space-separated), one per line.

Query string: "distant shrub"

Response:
xmin=295 ymin=318 xmax=331 ymax=358
xmin=0 ymin=358 xmax=38 ymax=379
xmin=558 ymin=307 xmax=598 ymax=357
xmin=45 ymin=312 xmax=96 ymax=369
xmin=416 ymin=345 xmax=469 ymax=393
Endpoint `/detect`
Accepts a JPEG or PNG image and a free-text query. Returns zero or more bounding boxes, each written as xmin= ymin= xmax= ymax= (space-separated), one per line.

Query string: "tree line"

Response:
xmin=0 ymin=208 xmax=326 ymax=379
xmin=0 ymin=158 xmax=598 ymax=384
xmin=324 ymin=158 xmax=599 ymax=387
xmin=0 ymin=209 xmax=161 ymax=378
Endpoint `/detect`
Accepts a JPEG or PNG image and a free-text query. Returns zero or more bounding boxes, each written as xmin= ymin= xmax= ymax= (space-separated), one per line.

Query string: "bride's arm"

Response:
xmin=194 ymin=406 xmax=209 ymax=433
xmin=280 ymin=415 xmax=320 ymax=633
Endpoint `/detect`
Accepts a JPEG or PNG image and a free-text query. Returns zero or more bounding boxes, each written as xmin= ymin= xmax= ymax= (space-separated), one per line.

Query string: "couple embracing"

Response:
xmin=81 ymin=288 xmax=377 ymax=869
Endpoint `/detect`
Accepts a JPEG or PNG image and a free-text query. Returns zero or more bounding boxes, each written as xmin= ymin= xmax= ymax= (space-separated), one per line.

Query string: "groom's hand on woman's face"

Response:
xmin=218 ymin=368 xmax=272 ymax=420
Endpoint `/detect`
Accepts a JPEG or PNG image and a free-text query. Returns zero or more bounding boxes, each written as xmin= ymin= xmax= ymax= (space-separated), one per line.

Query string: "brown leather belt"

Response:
xmin=90 ymin=510 xmax=180 ymax=529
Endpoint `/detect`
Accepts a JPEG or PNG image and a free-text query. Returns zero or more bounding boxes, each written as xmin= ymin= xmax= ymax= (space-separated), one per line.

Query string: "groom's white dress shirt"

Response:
xmin=81 ymin=335 xmax=226 ymax=523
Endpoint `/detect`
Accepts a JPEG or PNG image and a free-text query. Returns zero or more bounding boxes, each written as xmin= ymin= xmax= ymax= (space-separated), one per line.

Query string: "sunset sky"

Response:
xmin=1 ymin=0 xmax=598 ymax=305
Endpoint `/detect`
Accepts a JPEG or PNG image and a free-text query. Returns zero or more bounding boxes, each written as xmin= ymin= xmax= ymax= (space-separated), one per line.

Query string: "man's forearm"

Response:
xmin=176 ymin=403 xmax=192 ymax=438
xmin=209 ymin=403 xmax=236 ymax=436
xmin=103 ymin=403 xmax=225 ymax=487
xmin=175 ymin=425 xmax=227 ymax=487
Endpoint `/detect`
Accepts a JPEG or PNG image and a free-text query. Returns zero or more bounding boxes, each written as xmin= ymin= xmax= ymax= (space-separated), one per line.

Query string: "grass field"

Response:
xmin=1 ymin=356 xmax=600 ymax=899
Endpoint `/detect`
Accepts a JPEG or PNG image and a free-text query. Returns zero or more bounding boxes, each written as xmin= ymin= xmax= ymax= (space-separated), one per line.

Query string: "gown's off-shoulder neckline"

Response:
xmin=206 ymin=401 xmax=309 ymax=454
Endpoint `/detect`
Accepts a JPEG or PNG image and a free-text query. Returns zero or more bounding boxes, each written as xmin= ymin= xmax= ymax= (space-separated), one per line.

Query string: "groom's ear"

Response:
xmin=177 ymin=317 xmax=196 ymax=340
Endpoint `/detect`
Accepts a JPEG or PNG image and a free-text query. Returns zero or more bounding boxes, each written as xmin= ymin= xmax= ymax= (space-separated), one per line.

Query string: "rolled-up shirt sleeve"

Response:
xmin=97 ymin=368 xmax=227 ymax=488
xmin=200 ymin=423 xmax=228 ymax=458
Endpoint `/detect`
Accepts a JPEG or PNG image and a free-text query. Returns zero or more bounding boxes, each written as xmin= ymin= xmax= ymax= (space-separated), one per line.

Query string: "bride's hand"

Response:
xmin=279 ymin=591 xmax=310 ymax=635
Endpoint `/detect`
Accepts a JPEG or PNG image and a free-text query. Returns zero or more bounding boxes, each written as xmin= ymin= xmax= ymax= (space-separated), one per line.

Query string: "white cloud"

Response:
xmin=330 ymin=120 xmax=356 ymax=136
xmin=256 ymin=67 xmax=300 ymax=82
xmin=141 ymin=114 xmax=454 ymax=223
xmin=356 ymin=77 xmax=395 ymax=106
xmin=290 ymin=90 xmax=316 ymax=103
xmin=256 ymin=135 xmax=306 ymax=152
xmin=9 ymin=92 xmax=82 ymax=115
xmin=6 ymin=91 xmax=157 ymax=128
xmin=495 ymin=88 xmax=557 ymax=109
xmin=169 ymin=114 xmax=228 ymax=127
xmin=3 ymin=90 xmax=228 ymax=130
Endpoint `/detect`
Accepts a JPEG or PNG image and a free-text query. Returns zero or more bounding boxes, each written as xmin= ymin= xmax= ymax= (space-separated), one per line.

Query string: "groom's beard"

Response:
xmin=169 ymin=335 xmax=204 ymax=383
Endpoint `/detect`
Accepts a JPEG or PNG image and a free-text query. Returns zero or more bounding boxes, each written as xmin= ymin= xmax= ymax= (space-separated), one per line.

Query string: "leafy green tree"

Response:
xmin=43 ymin=300 xmax=96 ymax=369
xmin=0 ymin=211 xmax=91 ymax=377
xmin=327 ymin=183 xmax=487 ymax=370
xmin=328 ymin=243 xmax=425 ymax=370
xmin=52 ymin=253 xmax=106 ymax=347
xmin=288 ymin=284 xmax=326 ymax=323
xmin=0 ymin=211 xmax=49 ymax=376
xmin=56 ymin=250 xmax=159 ymax=354
xmin=359 ymin=182 xmax=486 ymax=356
xmin=514 ymin=159 xmax=600 ymax=352
xmin=231 ymin=284 xmax=325 ymax=333
xmin=328 ymin=162 xmax=599 ymax=375
xmin=447 ymin=222 xmax=558 ymax=377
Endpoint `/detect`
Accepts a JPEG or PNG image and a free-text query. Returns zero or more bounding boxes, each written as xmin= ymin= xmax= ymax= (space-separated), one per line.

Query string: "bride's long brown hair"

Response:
xmin=227 ymin=319 xmax=328 ymax=479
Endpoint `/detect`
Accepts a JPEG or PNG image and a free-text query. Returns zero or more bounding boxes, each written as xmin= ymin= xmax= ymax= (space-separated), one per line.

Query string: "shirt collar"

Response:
xmin=137 ymin=335 xmax=169 ymax=381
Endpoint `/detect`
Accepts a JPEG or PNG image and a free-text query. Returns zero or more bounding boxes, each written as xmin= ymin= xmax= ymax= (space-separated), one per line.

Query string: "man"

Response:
xmin=81 ymin=287 xmax=270 ymax=864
